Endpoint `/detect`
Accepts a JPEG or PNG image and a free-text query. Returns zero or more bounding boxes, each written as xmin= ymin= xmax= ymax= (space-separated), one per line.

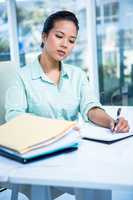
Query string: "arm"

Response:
xmin=87 ymin=107 xmax=129 ymax=133
xmin=5 ymin=74 xmax=27 ymax=121
xmin=79 ymin=70 xmax=102 ymax=122
xmin=79 ymin=70 xmax=129 ymax=133
xmin=87 ymin=107 xmax=113 ymax=128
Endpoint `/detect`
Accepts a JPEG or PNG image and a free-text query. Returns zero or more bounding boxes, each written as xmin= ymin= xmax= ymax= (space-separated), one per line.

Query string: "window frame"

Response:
xmin=86 ymin=0 xmax=100 ymax=100
xmin=0 ymin=0 xmax=20 ymax=69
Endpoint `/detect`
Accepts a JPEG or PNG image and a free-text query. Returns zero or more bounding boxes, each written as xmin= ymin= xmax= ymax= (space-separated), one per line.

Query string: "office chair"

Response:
xmin=0 ymin=64 xmax=18 ymax=125
xmin=0 ymin=63 xmax=29 ymax=200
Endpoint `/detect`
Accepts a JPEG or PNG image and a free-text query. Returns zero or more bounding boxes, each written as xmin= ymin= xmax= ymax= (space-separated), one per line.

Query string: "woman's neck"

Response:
xmin=39 ymin=52 xmax=59 ymax=73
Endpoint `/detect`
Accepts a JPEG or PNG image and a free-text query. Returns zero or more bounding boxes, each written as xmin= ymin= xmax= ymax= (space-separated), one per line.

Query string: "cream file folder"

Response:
xmin=0 ymin=114 xmax=80 ymax=163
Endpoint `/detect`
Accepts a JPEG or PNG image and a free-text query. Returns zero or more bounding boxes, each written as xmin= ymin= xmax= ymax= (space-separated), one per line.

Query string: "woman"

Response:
xmin=5 ymin=10 xmax=129 ymax=133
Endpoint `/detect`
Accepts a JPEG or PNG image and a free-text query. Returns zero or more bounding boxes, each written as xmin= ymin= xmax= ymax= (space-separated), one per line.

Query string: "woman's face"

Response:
xmin=42 ymin=20 xmax=78 ymax=61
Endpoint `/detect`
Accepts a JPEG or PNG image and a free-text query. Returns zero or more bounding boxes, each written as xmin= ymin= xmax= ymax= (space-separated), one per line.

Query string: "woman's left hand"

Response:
xmin=110 ymin=117 xmax=130 ymax=133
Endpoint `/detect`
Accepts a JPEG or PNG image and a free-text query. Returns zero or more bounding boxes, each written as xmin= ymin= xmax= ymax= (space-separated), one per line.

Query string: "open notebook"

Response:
xmin=0 ymin=114 xmax=80 ymax=163
xmin=80 ymin=123 xmax=133 ymax=144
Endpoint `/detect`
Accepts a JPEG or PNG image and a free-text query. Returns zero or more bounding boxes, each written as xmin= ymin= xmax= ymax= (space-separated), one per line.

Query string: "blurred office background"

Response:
xmin=1 ymin=0 xmax=133 ymax=106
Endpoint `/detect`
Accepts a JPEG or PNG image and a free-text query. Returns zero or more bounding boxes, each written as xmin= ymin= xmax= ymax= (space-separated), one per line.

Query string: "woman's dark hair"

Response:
xmin=41 ymin=10 xmax=79 ymax=48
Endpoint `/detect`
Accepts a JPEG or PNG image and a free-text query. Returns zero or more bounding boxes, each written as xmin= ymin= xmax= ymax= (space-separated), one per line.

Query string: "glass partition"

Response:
xmin=96 ymin=0 xmax=133 ymax=105
xmin=0 ymin=0 xmax=10 ymax=61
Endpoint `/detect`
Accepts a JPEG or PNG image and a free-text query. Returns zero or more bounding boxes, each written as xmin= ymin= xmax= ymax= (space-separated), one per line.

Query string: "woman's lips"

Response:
xmin=57 ymin=50 xmax=66 ymax=57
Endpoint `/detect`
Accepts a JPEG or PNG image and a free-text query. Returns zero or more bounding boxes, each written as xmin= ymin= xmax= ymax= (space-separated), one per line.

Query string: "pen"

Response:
xmin=113 ymin=108 xmax=122 ymax=132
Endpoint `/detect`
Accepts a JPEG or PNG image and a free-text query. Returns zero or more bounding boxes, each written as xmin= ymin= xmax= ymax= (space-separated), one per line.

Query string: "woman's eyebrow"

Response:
xmin=55 ymin=30 xmax=77 ymax=39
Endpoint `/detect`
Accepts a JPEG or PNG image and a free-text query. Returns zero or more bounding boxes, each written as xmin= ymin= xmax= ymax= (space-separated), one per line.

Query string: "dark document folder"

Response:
xmin=80 ymin=123 xmax=133 ymax=144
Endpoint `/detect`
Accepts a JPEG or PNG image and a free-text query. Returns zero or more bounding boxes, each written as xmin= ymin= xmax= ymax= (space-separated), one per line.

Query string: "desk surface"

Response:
xmin=1 ymin=106 xmax=133 ymax=191
xmin=8 ymin=138 xmax=133 ymax=191
xmin=0 ymin=156 xmax=22 ymax=183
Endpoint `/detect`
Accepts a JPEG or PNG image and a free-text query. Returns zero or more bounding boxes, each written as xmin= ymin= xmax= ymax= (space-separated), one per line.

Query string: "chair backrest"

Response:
xmin=0 ymin=63 xmax=17 ymax=124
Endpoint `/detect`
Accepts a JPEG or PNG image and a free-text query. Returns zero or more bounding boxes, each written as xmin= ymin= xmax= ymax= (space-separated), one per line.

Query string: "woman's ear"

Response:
xmin=42 ymin=33 xmax=47 ymax=44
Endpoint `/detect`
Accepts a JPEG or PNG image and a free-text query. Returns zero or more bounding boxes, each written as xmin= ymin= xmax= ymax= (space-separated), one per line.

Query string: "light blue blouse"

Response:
xmin=5 ymin=57 xmax=101 ymax=122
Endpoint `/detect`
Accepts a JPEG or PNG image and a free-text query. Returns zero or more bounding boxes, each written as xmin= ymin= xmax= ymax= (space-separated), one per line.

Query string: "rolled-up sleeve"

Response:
xmin=5 ymin=74 xmax=27 ymax=121
xmin=79 ymin=71 xmax=102 ymax=122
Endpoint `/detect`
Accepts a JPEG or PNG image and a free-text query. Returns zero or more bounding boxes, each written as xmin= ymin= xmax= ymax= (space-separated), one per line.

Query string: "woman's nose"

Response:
xmin=61 ymin=39 xmax=68 ymax=48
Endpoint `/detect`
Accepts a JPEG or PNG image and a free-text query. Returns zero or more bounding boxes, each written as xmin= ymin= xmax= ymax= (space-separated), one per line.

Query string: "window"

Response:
xmin=96 ymin=0 xmax=133 ymax=106
xmin=0 ymin=0 xmax=10 ymax=62
xmin=104 ymin=2 xmax=119 ymax=23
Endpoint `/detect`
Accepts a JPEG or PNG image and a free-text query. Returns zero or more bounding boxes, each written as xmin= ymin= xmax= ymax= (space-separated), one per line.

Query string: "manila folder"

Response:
xmin=0 ymin=114 xmax=76 ymax=154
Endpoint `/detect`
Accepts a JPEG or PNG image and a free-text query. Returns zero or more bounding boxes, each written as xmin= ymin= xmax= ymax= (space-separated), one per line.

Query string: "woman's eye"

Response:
xmin=55 ymin=34 xmax=75 ymax=44
xmin=55 ymin=35 xmax=63 ymax=39
xmin=69 ymin=40 xmax=75 ymax=44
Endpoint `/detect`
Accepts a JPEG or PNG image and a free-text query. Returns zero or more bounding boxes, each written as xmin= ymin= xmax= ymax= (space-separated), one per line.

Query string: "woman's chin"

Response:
xmin=55 ymin=56 xmax=65 ymax=61
xmin=55 ymin=53 xmax=68 ymax=61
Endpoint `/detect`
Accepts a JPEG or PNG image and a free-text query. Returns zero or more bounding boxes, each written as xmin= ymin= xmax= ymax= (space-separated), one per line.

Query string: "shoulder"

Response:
xmin=63 ymin=63 xmax=86 ymax=77
xmin=17 ymin=61 xmax=36 ymax=81
xmin=17 ymin=64 xmax=31 ymax=77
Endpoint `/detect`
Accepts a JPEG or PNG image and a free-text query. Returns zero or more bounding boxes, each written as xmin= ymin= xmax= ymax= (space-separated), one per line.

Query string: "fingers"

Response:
xmin=110 ymin=120 xmax=115 ymax=132
xmin=73 ymin=126 xmax=80 ymax=131
xmin=113 ymin=117 xmax=130 ymax=133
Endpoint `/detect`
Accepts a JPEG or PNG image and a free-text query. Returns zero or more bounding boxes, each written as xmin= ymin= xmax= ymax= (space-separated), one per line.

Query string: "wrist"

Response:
xmin=108 ymin=118 xmax=115 ymax=130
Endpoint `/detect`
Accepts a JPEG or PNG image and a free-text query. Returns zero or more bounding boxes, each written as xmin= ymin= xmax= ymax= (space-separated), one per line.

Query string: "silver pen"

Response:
xmin=113 ymin=108 xmax=122 ymax=131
